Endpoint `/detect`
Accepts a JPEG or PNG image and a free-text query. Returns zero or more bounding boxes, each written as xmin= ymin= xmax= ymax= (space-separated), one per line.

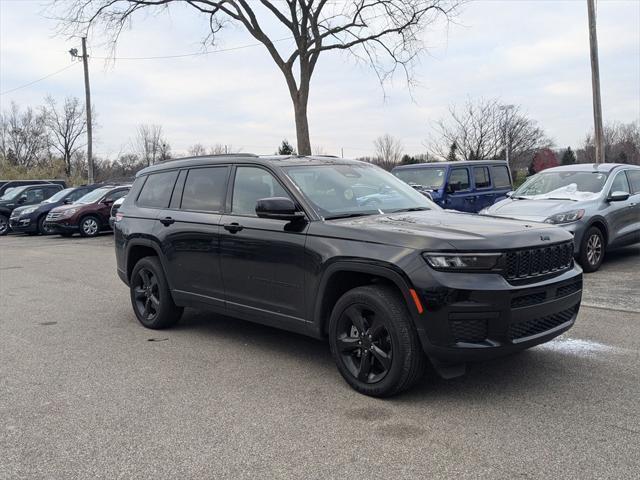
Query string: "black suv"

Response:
xmin=115 ymin=155 xmax=583 ymax=397
xmin=0 ymin=183 xmax=63 ymax=235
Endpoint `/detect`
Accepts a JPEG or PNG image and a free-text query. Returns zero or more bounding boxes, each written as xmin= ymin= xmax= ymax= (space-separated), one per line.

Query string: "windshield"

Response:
xmin=284 ymin=163 xmax=439 ymax=218
xmin=44 ymin=188 xmax=74 ymax=203
xmin=76 ymin=187 xmax=111 ymax=204
xmin=0 ymin=185 xmax=28 ymax=200
xmin=515 ymin=171 xmax=608 ymax=200
xmin=394 ymin=168 xmax=446 ymax=190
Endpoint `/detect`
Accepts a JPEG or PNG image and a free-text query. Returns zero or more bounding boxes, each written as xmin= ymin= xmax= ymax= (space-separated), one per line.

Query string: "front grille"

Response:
xmin=556 ymin=280 xmax=582 ymax=298
xmin=509 ymin=305 xmax=578 ymax=341
xmin=450 ymin=319 xmax=487 ymax=343
xmin=511 ymin=291 xmax=546 ymax=308
xmin=505 ymin=242 xmax=573 ymax=281
xmin=46 ymin=212 xmax=63 ymax=221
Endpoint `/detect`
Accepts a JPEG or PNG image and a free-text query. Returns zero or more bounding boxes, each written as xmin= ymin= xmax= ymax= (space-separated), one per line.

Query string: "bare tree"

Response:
xmin=581 ymin=120 xmax=640 ymax=165
xmin=41 ymin=96 xmax=87 ymax=176
xmin=429 ymin=98 xmax=552 ymax=171
xmin=373 ymin=133 xmax=403 ymax=170
xmin=54 ymin=0 xmax=460 ymax=155
xmin=133 ymin=124 xmax=171 ymax=166
xmin=188 ymin=143 xmax=207 ymax=156
xmin=0 ymin=102 xmax=50 ymax=168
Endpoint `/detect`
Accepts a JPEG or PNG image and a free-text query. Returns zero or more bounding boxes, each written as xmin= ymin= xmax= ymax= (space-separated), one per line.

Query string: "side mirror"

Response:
xmin=422 ymin=191 xmax=433 ymax=201
xmin=446 ymin=184 xmax=455 ymax=194
xmin=64 ymin=198 xmax=73 ymax=204
xmin=18 ymin=196 xmax=27 ymax=204
xmin=102 ymin=199 xmax=114 ymax=206
xmin=506 ymin=191 xmax=514 ymax=198
xmin=256 ymin=197 xmax=305 ymax=222
xmin=608 ymin=191 xmax=630 ymax=202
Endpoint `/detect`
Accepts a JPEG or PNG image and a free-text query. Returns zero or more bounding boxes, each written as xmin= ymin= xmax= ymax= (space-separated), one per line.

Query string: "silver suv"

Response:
xmin=481 ymin=163 xmax=640 ymax=272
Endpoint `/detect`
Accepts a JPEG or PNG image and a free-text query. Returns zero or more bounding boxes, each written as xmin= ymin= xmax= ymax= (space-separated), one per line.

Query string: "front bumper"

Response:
xmin=44 ymin=220 xmax=79 ymax=233
xmin=411 ymin=266 xmax=583 ymax=363
xmin=9 ymin=215 xmax=37 ymax=233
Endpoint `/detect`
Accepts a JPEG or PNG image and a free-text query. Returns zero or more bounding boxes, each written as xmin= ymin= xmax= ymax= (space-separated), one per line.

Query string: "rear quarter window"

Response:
xmin=491 ymin=166 xmax=512 ymax=188
xmin=137 ymin=171 xmax=179 ymax=208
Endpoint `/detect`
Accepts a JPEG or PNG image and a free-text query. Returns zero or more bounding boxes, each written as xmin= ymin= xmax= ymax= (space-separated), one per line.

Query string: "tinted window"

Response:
xmin=449 ymin=168 xmax=470 ymax=191
xmin=473 ymin=167 xmax=490 ymax=189
xmin=25 ymin=188 xmax=45 ymax=203
xmin=232 ymin=166 xmax=290 ymax=216
xmin=627 ymin=170 xmax=640 ymax=194
xmin=68 ymin=188 xmax=89 ymax=202
xmin=610 ymin=172 xmax=630 ymax=194
xmin=181 ymin=167 xmax=228 ymax=212
xmin=137 ymin=171 xmax=178 ymax=208
xmin=491 ymin=166 xmax=511 ymax=188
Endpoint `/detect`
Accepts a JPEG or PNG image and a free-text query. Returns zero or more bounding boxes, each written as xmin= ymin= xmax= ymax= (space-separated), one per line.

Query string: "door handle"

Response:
xmin=224 ymin=222 xmax=244 ymax=233
xmin=159 ymin=216 xmax=175 ymax=226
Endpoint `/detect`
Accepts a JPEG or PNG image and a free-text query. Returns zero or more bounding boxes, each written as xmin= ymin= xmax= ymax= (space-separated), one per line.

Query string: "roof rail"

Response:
xmin=159 ymin=153 xmax=258 ymax=163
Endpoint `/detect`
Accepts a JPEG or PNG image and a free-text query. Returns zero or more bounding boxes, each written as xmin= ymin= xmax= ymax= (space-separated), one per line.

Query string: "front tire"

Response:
xmin=79 ymin=215 xmax=100 ymax=237
xmin=328 ymin=285 xmax=426 ymax=397
xmin=0 ymin=214 xmax=9 ymax=236
xmin=579 ymin=226 xmax=605 ymax=272
xmin=130 ymin=256 xmax=183 ymax=329
xmin=38 ymin=215 xmax=54 ymax=235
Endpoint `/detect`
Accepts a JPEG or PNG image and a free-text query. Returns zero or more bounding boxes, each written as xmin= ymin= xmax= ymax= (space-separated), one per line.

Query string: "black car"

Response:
xmin=9 ymin=185 xmax=103 ymax=235
xmin=0 ymin=183 xmax=63 ymax=235
xmin=114 ymin=155 xmax=583 ymax=397
xmin=0 ymin=179 xmax=67 ymax=197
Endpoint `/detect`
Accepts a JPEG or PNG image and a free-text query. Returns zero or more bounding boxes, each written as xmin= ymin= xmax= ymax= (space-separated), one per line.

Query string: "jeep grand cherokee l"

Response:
xmin=114 ymin=155 xmax=583 ymax=397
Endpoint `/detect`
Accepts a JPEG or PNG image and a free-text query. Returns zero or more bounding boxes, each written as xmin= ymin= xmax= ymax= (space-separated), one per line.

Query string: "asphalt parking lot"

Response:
xmin=1 ymin=234 xmax=639 ymax=479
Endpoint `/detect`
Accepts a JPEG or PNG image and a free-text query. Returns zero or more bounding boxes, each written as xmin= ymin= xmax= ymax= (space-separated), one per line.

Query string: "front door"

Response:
xmin=219 ymin=165 xmax=308 ymax=324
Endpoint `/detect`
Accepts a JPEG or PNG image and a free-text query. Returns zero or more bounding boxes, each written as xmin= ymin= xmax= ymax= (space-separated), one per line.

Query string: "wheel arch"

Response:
xmin=312 ymin=260 xmax=420 ymax=337
xmin=585 ymin=217 xmax=609 ymax=246
xmin=125 ymin=239 xmax=168 ymax=285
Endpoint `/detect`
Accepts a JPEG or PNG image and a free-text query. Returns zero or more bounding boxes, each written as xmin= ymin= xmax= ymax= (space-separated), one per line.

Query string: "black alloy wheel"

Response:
xmin=336 ymin=304 xmax=393 ymax=384
xmin=329 ymin=285 xmax=426 ymax=397
xmin=130 ymin=257 xmax=182 ymax=329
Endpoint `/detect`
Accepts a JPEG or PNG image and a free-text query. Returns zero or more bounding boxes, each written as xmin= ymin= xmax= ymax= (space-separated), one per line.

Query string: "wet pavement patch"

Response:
xmin=39 ymin=321 xmax=57 ymax=326
xmin=147 ymin=338 xmax=169 ymax=342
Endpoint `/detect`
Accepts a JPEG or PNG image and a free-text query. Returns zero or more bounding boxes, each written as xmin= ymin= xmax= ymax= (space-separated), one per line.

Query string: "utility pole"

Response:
xmin=70 ymin=38 xmax=94 ymax=183
xmin=499 ymin=104 xmax=515 ymax=164
xmin=587 ymin=0 xmax=605 ymax=164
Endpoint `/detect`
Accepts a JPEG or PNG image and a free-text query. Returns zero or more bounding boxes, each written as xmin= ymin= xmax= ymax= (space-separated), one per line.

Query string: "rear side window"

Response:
xmin=137 ymin=171 xmax=178 ymax=208
xmin=491 ymin=166 xmax=512 ymax=188
xmin=181 ymin=167 xmax=229 ymax=212
xmin=449 ymin=168 xmax=470 ymax=191
xmin=610 ymin=171 xmax=630 ymax=194
xmin=473 ymin=167 xmax=490 ymax=189
xmin=627 ymin=170 xmax=640 ymax=194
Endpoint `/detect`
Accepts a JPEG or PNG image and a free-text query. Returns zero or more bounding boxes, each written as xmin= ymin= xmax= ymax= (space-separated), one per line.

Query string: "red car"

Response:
xmin=45 ymin=185 xmax=130 ymax=237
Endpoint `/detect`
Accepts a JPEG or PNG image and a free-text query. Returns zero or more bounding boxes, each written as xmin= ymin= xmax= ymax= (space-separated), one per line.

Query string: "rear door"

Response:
xmin=444 ymin=167 xmax=475 ymax=212
xmin=619 ymin=169 xmax=640 ymax=244
xmin=472 ymin=165 xmax=493 ymax=211
xmin=155 ymin=166 xmax=229 ymax=309
xmin=219 ymin=165 xmax=308 ymax=324
xmin=606 ymin=170 xmax=634 ymax=245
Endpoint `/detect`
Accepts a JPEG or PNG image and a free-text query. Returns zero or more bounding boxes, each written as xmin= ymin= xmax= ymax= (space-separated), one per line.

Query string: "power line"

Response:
xmin=0 ymin=63 xmax=78 ymax=96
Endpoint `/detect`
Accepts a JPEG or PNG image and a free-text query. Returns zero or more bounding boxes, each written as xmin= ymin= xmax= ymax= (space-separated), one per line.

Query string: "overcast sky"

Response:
xmin=1 ymin=0 xmax=639 ymax=159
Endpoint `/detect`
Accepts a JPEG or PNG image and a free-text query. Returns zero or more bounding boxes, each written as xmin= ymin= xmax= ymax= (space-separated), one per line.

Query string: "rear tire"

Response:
xmin=79 ymin=215 xmax=100 ymax=237
xmin=579 ymin=226 xmax=605 ymax=272
xmin=130 ymin=256 xmax=183 ymax=329
xmin=328 ymin=285 xmax=426 ymax=397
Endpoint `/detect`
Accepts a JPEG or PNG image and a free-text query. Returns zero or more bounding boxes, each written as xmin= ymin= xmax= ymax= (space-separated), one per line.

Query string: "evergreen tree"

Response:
xmin=447 ymin=142 xmax=458 ymax=161
xmin=277 ymin=139 xmax=296 ymax=155
xmin=561 ymin=147 xmax=576 ymax=165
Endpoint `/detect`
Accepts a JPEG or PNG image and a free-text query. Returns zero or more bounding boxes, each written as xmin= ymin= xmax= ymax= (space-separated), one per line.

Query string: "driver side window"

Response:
xmin=232 ymin=167 xmax=291 ymax=216
xmin=610 ymin=172 xmax=630 ymax=194
xmin=449 ymin=168 xmax=470 ymax=192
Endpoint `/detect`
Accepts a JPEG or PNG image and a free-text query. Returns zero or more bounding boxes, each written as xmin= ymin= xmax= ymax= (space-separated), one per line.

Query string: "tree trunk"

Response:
xmin=292 ymin=95 xmax=311 ymax=155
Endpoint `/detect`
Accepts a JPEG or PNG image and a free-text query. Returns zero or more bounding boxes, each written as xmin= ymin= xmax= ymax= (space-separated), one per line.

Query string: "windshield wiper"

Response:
xmin=390 ymin=207 xmax=430 ymax=213
xmin=324 ymin=212 xmax=375 ymax=220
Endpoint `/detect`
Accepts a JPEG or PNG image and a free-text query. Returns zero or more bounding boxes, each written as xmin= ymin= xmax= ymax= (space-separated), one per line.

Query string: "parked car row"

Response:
xmin=1 ymin=182 xmax=130 ymax=237
xmin=393 ymin=161 xmax=640 ymax=272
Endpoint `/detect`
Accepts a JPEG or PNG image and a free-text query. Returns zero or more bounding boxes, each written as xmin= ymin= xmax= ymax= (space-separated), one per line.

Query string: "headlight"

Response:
xmin=62 ymin=208 xmax=78 ymax=217
xmin=20 ymin=206 xmax=38 ymax=215
xmin=423 ymin=252 xmax=501 ymax=271
xmin=544 ymin=209 xmax=585 ymax=224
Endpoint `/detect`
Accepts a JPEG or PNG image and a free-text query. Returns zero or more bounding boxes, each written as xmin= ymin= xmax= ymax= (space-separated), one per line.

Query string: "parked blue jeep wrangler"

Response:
xmin=392 ymin=160 xmax=513 ymax=213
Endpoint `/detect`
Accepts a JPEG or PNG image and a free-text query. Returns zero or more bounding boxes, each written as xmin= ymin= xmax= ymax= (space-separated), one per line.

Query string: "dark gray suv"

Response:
xmin=481 ymin=164 xmax=640 ymax=272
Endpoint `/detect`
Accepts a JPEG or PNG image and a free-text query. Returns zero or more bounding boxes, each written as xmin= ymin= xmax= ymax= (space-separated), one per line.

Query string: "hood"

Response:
xmin=315 ymin=210 xmax=572 ymax=251
xmin=484 ymin=197 xmax=588 ymax=222
xmin=50 ymin=203 xmax=82 ymax=214
xmin=11 ymin=204 xmax=42 ymax=216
